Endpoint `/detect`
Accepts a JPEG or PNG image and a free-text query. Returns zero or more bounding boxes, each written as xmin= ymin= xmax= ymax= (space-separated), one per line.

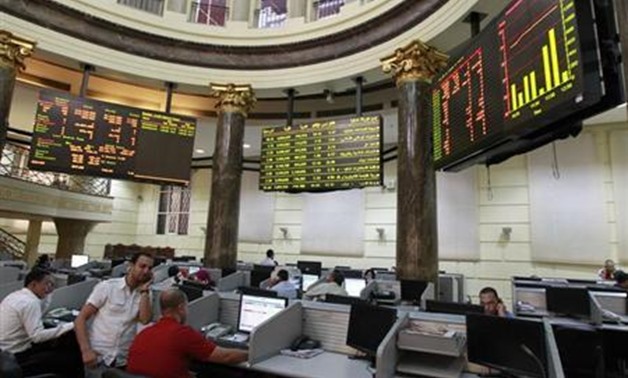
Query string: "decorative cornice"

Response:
xmin=210 ymin=84 xmax=256 ymax=116
xmin=0 ymin=0 xmax=447 ymax=70
xmin=381 ymin=40 xmax=448 ymax=85
xmin=0 ymin=29 xmax=35 ymax=70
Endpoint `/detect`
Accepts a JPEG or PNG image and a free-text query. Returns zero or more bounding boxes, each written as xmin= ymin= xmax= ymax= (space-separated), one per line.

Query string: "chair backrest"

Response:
xmin=102 ymin=368 xmax=147 ymax=378
xmin=0 ymin=350 xmax=21 ymax=378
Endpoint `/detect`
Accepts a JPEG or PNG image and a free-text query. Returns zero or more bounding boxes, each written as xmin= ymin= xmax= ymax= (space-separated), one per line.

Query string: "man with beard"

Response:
xmin=74 ymin=252 xmax=154 ymax=376
xmin=127 ymin=289 xmax=248 ymax=378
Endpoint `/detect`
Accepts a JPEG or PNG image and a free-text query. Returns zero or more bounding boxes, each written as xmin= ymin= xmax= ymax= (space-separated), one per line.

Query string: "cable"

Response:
xmin=520 ymin=343 xmax=547 ymax=378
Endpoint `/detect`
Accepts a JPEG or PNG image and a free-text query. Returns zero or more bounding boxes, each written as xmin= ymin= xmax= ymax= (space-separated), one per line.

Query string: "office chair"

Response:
xmin=102 ymin=368 xmax=147 ymax=378
xmin=0 ymin=350 xmax=59 ymax=378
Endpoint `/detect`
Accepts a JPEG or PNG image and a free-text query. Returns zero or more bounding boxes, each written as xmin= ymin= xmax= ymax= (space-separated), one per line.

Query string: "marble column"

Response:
xmin=0 ymin=30 xmax=35 ymax=152
xmin=203 ymin=83 xmax=255 ymax=269
xmin=24 ymin=219 xmax=42 ymax=267
xmin=381 ymin=41 xmax=448 ymax=284
xmin=53 ymin=218 xmax=96 ymax=260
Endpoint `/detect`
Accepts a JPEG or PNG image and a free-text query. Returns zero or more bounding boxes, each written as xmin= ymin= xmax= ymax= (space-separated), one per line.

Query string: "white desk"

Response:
xmin=253 ymin=351 xmax=373 ymax=378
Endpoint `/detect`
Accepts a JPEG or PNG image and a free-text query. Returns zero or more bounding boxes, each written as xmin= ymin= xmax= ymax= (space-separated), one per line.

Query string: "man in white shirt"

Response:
xmin=74 ymin=252 xmax=154 ymax=376
xmin=259 ymin=249 xmax=278 ymax=266
xmin=0 ymin=268 xmax=82 ymax=377
xmin=268 ymin=269 xmax=297 ymax=299
xmin=303 ymin=269 xmax=348 ymax=301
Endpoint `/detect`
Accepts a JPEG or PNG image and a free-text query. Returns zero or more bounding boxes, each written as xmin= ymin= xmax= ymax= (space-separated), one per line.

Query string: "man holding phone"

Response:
xmin=479 ymin=287 xmax=513 ymax=318
xmin=75 ymin=252 xmax=154 ymax=376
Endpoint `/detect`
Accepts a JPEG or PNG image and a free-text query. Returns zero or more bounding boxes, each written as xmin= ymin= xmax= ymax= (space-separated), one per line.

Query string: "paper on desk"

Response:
xmin=280 ymin=348 xmax=325 ymax=359
xmin=405 ymin=321 xmax=456 ymax=337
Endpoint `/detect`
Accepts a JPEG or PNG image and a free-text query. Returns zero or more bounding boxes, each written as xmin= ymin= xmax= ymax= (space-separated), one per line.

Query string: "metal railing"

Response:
xmin=188 ymin=1 xmax=229 ymax=26
xmin=313 ymin=0 xmax=345 ymax=21
xmin=117 ymin=0 xmax=165 ymax=15
xmin=0 ymin=227 xmax=25 ymax=260
xmin=1 ymin=142 xmax=111 ymax=197
xmin=256 ymin=7 xmax=287 ymax=29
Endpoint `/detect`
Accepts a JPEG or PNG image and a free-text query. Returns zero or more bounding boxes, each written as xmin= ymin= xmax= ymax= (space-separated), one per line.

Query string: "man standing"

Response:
xmin=74 ymin=252 xmax=154 ymax=375
xmin=0 ymin=268 xmax=82 ymax=377
xmin=127 ymin=289 xmax=248 ymax=378
xmin=259 ymin=249 xmax=278 ymax=266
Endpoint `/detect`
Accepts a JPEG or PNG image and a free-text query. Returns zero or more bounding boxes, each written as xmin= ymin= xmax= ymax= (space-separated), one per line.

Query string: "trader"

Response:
xmin=479 ymin=287 xmax=513 ymax=318
xmin=259 ymin=249 xmax=278 ymax=266
xmin=303 ymin=269 xmax=348 ymax=300
xmin=267 ymin=269 xmax=297 ymax=299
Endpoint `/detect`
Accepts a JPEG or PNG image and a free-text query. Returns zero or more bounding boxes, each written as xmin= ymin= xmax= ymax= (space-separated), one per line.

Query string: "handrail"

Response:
xmin=0 ymin=227 xmax=25 ymax=259
xmin=1 ymin=142 xmax=111 ymax=197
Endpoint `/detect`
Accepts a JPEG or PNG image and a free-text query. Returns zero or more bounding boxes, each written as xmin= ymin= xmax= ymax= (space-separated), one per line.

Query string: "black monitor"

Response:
xmin=552 ymin=323 xmax=602 ymax=377
xmin=346 ymin=303 xmax=397 ymax=361
xmin=325 ymin=294 xmax=369 ymax=307
xmin=250 ymin=266 xmax=274 ymax=288
xmin=545 ymin=286 xmax=591 ymax=318
xmin=342 ymin=270 xmax=364 ymax=279
xmin=425 ymin=300 xmax=484 ymax=316
xmin=399 ymin=279 xmax=428 ymax=304
xmin=238 ymin=286 xmax=278 ymax=298
xmin=221 ymin=267 xmax=236 ymax=278
xmin=466 ymin=314 xmax=548 ymax=378
xmin=178 ymin=284 xmax=203 ymax=302
xmin=297 ymin=261 xmax=322 ymax=276
xmin=334 ymin=265 xmax=352 ymax=271
xmin=237 ymin=294 xmax=287 ymax=333
xmin=153 ymin=257 xmax=165 ymax=267
xmin=601 ymin=327 xmax=628 ymax=376
xmin=111 ymin=258 xmax=126 ymax=269
xmin=67 ymin=273 xmax=86 ymax=286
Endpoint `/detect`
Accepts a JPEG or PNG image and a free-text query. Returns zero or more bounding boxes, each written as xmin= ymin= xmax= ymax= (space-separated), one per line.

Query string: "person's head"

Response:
xmin=192 ymin=269 xmax=210 ymax=284
xmin=276 ymin=269 xmax=289 ymax=282
xmin=24 ymin=268 xmax=54 ymax=299
xmin=35 ymin=254 xmax=50 ymax=267
xmin=266 ymin=249 xmax=275 ymax=259
xmin=167 ymin=265 xmax=180 ymax=278
xmin=615 ymin=271 xmax=628 ymax=289
xmin=159 ymin=289 xmax=188 ymax=323
xmin=327 ymin=269 xmax=345 ymax=286
xmin=479 ymin=287 xmax=502 ymax=315
xmin=363 ymin=269 xmax=376 ymax=283
xmin=604 ymin=259 xmax=616 ymax=273
xmin=127 ymin=252 xmax=154 ymax=288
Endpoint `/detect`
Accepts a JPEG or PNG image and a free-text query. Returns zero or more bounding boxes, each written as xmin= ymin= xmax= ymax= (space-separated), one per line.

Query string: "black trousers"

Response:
xmin=14 ymin=330 xmax=84 ymax=378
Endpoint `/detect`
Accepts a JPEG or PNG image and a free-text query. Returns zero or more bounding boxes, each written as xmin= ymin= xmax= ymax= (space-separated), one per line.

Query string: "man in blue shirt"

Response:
xmin=268 ymin=269 xmax=297 ymax=299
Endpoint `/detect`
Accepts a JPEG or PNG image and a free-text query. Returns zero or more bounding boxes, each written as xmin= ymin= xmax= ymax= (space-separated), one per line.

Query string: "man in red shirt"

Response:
xmin=127 ymin=289 xmax=247 ymax=378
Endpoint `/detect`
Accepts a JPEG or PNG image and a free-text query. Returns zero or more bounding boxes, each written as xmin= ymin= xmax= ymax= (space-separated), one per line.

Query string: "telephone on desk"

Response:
xmin=202 ymin=323 xmax=233 ymax=340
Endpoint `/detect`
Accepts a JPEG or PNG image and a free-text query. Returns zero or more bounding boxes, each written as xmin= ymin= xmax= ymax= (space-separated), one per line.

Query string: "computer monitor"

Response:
xmin=178 ymin=284 xmax=203 ymax=302
xmin=237 ymin=294 xmax=288 ymax=333
xmin=346 ymin=303 xmax=397 ymax=360
xmin=250 ymin=266 xmax=274 ymax=288
xmin=545 ymin=286 xmax=591 ymax=318
xmin=344 ymin=278 xmax=366 ymax=297
xmin=325 ymin=294 xmax=369 ymax=307
xmin=552 ymin=323 xmax=602 ymax=377
xmin=221 ymin=267 xmax=236 ymax=278
xmin=187 ymin=266 xmax=201 ymax=275
xmin=238 ymin=286 xmax=278 ymax=298
xmin=111 ymin=258 xmax=126 ymax=269
xmin=601 ymin=327 xmax=628 ymax=376
xmin=297 ymin=261 xmax=322 ymax=276
xmin=466 ymin=314 xmax=548 ymax=378
xmin=70 ymin=254 xmax=89 ymax=268
xmin=425 ymin=300 xmax=484 ymax=316
xmin=301 ymin=273 xmax=319 ymax=291
xmin=399 ymin=279 xmax=428 ymax=304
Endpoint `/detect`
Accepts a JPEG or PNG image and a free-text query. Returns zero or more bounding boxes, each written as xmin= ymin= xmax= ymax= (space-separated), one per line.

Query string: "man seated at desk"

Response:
xmin=479 ymin=287 xmax=513 ymax=318
xmin=264 ymin=269 xmax=297 ymax=299
xmin=598 ymin=259 xmax=619 ymax=281
xmin=303 ymin=269 xmax=348 ymax=301
xmin=0 ymin=268 xmax=83 ymax=377
xmin=615 ymin=271 xmax=628 ymax=290
xmin=127 ymin=288 xmax=248 ymax=378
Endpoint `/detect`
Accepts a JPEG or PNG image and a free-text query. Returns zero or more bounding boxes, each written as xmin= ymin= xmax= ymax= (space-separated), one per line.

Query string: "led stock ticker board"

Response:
xmin=260 ymin=116 xmax=383 ymax=192
xmin=431 ymin=0 xmax=623 ymax=171
xmin=29 ymin=90 xmax=196 ymax=185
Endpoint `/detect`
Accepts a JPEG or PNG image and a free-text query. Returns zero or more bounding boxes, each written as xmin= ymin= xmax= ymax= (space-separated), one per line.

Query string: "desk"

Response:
xmin=253 ymin=351 xmax=373 ymax=378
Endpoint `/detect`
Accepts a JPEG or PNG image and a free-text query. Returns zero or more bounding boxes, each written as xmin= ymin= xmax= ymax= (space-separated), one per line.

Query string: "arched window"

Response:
xmin=190 ymin=0 xmax=229 ymax=26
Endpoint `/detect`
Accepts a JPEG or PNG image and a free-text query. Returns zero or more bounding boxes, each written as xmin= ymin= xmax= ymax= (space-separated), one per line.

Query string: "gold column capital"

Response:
xmin=0 ymin=30 xmax=36 ymax=71
xmin=210 ymin=83 xmax=256 ymax=116
xmin=381 ymin=40 xmax=448 ymax=85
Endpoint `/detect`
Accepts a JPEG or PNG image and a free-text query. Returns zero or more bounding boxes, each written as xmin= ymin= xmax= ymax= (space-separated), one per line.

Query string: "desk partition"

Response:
xmin=187 ymin=292 xmax=220 ymax=331
xmin=217 ymin=271 xmax=246 ymax=292
xmin=249 ymin=302 xmax=303 ymax=365
xmin=0 ymin=280 xmax=22 ymax=302
xmin=46 ymin=278 xmax=99 ymax=311
xmin=0 ymin=266 xmax=20 ymax=285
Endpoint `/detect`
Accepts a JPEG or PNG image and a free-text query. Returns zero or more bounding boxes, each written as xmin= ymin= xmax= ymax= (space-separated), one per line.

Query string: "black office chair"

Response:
xmin=0 ymin=350 xmax=59 ymax=378
xmin=102 ymin=368 xmax=147 ymax=378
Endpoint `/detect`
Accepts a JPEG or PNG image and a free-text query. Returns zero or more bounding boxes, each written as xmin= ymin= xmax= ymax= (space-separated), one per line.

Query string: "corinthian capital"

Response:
xmin=0 ymin=30 xmax=36 ymax=70
xmin=210 ymin=83 xmax=256 ymax=116
xmin=381 ymin=40 xmax=448 ymax=85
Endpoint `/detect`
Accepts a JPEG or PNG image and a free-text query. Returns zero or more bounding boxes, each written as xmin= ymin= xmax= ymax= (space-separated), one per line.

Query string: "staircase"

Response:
xmin=0 ymin=227 xmax=26 ymax=260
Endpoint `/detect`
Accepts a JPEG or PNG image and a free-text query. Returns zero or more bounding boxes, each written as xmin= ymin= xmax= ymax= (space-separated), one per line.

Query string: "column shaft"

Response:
xmin=53 ymin=218 xmax=95 ymax=260
xmin=24 ymin=219 xmax=42 ymax=267
xmin=0 ymin=64 xmax=16 ymax=152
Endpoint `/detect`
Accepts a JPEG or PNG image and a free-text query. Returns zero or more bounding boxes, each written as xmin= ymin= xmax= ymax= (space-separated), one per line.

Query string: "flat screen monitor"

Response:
xmin=237 ymin=294 xmax=288 ymax=334
xmin=301 ymin=274 xmax=319 ymax=291
xmin=178 ymin=284 xmax=203 ymax=302
xmin=345 ymin=278 xmax=366 ymax=297
xmin=552 ymin=323 xmax=602 ymax=377
xmin=400 ymin=279 xmax=428 ymax=304
xmin=250 ymin=268 xmax=273 ymax=288
xmin=601 ymin=327 xmax=628 ymax=376
xmin=466 ymin=314 xmax=547 ymax=378
xmin=545 ymin=286 xmax=590 ymax=318
xmin=346 ymin=303 xmax=397 ymax=357
xmin=325 ymin=294 xmax=368 ymax=307
xmin=297 ymin=261 xmax=322 ymax=276
xmin=239 ymin=286 xmax=278 ymax=298
xmin=221 ymin=267 xmax=236 ymax=278
xmin=425 ymin=300 xmax=485 ymax=316
xmin=187 ymin=266 xmax=200 ymax=276
xmin=70 ymin=254 xmax=89 ymax=268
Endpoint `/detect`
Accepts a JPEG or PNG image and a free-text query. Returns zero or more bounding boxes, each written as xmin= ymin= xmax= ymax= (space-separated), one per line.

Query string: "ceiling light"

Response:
xmin=243 ymin=144 xmax=251 ymax=149
xmin=195 ymin=149 xmax=205 ymax=154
